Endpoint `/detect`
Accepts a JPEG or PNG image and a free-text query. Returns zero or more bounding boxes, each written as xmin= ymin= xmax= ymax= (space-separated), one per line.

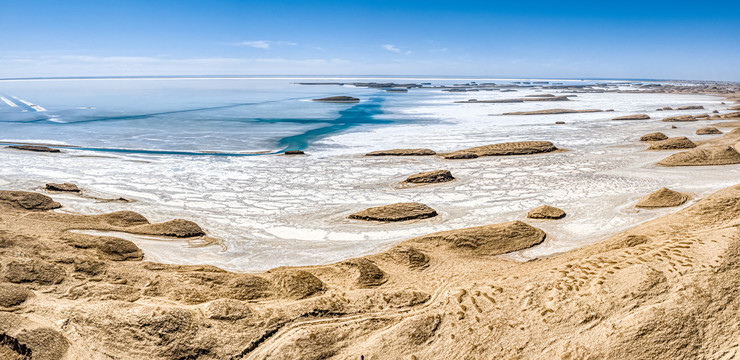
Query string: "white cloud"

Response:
xmin=382 ymin=44 xmax=401 ymax=53
xmin=237 ymin=40 xmax=271 ymax=49
xmin=233 ymin=40 xmax=298 ymax=49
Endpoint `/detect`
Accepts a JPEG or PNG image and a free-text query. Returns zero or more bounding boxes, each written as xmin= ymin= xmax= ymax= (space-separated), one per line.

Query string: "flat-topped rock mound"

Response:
xmin=65 ymin=234 xmax=144 ymax=261
xmin=658 ymin=145 xmax=740 ymax=166
xmin=640 ymin=132 xmax=668 ymax=141
xmin=443 ymin=141 xmax=557 ymax=159
xmin=407 ymin=220 xmax=545 ymax=256
xmin=312 ymin=96 xmax=359 ymax=103
xmin=719 ymin=111 xmax=740 ymax=119
xmin=0 ymin=191 xmax=61 ymax=210
xmin=662 ymin=115 xmax=698 ymax=122
xmin=525 ymin=93 xmax=556 ymax=97
xmin=365 ymin=149 xmax=436 ymax=156
xmin=404 ymin=170 xmax=455 ymax=184
xmin=503 ymin=109 xmax=603 ymax=115
xmin=527 ymin=205 xmax=566 ymax=219
xmin=636 ymin=187 xmax=690 ymax=208
xmin=128 ymin=219 xmax=206 ymax=237
xmin=612 ymin=114 xmax=650 ymax=120
xmin=96 ymin=211 xmax=150 ymax=227
xmin=313 ymin=95 xmax=359 ymax=103
xmin=45 ymin=183 xmax=80 ymax=192
xmin=455 ymin=95 xmax=571 ymax=103
xmin=283 ymin=150 xmax=305 ymax=155
xmin=696 ymin=127 xmax=723 ymax=135
xmin=349 ymin=202 xmax=438 ymax=222
xmin=7 ymin=145 xmax=61 ymax=153
xmin=677 ymin=105 xmax=704 ymax=110
xmin=648 ymin=136 xmax=697 ymax=150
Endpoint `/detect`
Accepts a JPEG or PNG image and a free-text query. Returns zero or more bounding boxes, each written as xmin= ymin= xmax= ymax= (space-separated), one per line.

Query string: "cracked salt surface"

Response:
xmin=1 ymin=89 xmax=738 ymax=271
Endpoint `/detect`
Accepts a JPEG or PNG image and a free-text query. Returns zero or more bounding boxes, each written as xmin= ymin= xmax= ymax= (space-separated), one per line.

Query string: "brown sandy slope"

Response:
xmin=3 ymin=182 xmax=740 ymax=359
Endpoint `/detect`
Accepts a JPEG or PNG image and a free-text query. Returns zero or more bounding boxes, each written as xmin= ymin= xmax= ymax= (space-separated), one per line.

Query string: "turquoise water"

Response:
xmin=0 ymin=77 xmax=605 ymax=155
xmin=0 ymin=78 xmax=399 ymax=154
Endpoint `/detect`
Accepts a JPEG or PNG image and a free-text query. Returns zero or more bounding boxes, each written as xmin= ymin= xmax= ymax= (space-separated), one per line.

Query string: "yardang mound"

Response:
xmin=612 ymin=114 xmax=650 ymax=120
xmin=0 ymin=191 xmax=61 ymax=210
xmin=349 ymin=202 xmax=438 ymax=222
xmin=648 ymin=137 xmax=697 ymax=150
xmin=366 ymin=149 xmax=436 ymax=156
xmin=696 ymin=127 xmax=722 ymax=135
xmin=45 ymin=183 xmax=80 ymax=192
xmin=527 ymin=205 xmax=566 ymax=219
xmin=312 ymin=96 xmax=359 ymax=103
xmin=404 ymin=170 xmax=455 ymax=184
xmin=658 ymin=146 xmax=740 ymax=166
xmin=408 ymin=220 xmax=545 ymax=255
xmin=636 ymin=187 xmax=690 ymax=208
xmin=7 ymin=145 xmax=61 ymax=153
xmin=502 ymin=109 xmax=603 ymax=115
xmin=640 ymin=132 xmax=668 ymax=141
xmin=443 ymin=141 xmax=557 ymax=159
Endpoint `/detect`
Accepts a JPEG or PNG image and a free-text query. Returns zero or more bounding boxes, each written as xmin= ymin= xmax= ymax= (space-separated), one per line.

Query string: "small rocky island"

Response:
xmin=312 ymin=96 xmax=360 ymax=103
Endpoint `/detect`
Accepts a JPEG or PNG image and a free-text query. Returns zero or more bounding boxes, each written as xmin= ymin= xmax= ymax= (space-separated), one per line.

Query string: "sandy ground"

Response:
xmin=1 ymin=91 xmax=740 ymax=359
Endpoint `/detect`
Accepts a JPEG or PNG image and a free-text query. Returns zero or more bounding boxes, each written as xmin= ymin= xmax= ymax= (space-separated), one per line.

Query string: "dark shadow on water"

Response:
xmin=276 ymin=97 xmax=388 ymax=151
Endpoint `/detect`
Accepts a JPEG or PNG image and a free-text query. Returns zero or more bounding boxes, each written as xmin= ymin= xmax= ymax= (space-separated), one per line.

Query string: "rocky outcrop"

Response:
xmin=312 ymin=96 xmax=359 ymax=103
xmin=96 ymin=211 xmax=150 ymax=227
xmin=640 ymin=132 xmax=668 ymax=141
xmin=503 ymin=109 xmax=603 ymax=115
xmin=349 ymin=203 xmax=438 ymax=222
xmin=636 ymin=187 xmax=690 ymax=208
xmin=0 ymin=284 xmax=32 ymax=307
xmin=404 ymin=170 xmax=455 ymax=184
xmin=7 ymin=145 xmax=60 ymax=153
xmin=365 ymin=149 xmax=436 ymax=156
xmin=283 ymin=150 xmax=305 ymax=155
xmin=658 ymin=146 xmax=740 ymax=166
xmin=662 ymin=115 xmax=698 ymax=122
xmin=527 ymin=205 xmax=566 ymax=219
xmin=648 ymin=137 xmax=697 ymax=150
xmin=408 ymin=221 xmax=545 ymax=256
xmin=341 ymin=258 xmax=387 ymax=287
xmin=443 ymin=141 xmax=557 ymax=159
xmin=269 ymin=270 xmax=325 ymax=299
xmin=677 ymin=105 xmax=704 ymax=110
xmin=45 ymin=183 xmax=80 ymax=192
xmin=455 ymin=96 xmax=571 ymax=103
xmin=128 ymin=219 xmax=205 ymax=237
xmin=696 ymin=127 xmax=723 ymax=135
xmin=4 ymin=259 xmax=66 ymax=285
xmin=612 ymin=114 xmax=650 ymax=120
xmin=65 ymin=235 xmax=144 ymax=261
xmin=0 ymin=191 xmax=61 ymax=211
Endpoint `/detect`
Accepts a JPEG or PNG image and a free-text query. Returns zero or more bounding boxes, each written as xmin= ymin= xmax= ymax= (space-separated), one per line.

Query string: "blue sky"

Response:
xmin=1 ymin=0 xmax=739 ymax=80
